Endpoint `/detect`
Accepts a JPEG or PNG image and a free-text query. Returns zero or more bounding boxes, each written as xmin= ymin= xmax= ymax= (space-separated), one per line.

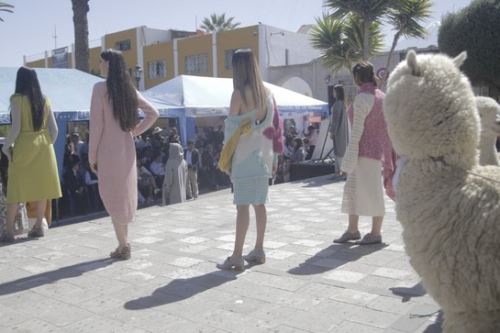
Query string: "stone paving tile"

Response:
xmin=0 ymin=175 xmax=440 ymax=332
xmin=62 ymin=315 xmax=148 ymax=333
xmin=331 ymin=320 xmax=384 ymax=333
xmin=389 ymin=303 xmax=441 ymax=332
xmin=329 ymin=287 xmax=379 ymax=306
xmin=9 ymin=318 xmax=64 ymax=333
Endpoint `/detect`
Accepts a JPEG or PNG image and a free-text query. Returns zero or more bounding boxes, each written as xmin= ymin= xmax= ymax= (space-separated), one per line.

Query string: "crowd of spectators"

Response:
xmin=275 ymin=121 xmax=320 ymax=183
xmin=58 ymin=124 xmax=231 ymax=219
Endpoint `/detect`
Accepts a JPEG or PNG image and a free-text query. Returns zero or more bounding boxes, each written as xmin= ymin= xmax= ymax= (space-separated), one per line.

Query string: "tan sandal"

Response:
xmin=244 ymin=249 xmax=266 ymax=264
xmin=356 ymin=233 xmax=382 ymax=245
xmin=216 ymin=256 xmax=244 ymax=271
xmin=110 ymin=244 xmax=131 ymax=260
xmin=333 ymin=231 xmax=361 ymax=243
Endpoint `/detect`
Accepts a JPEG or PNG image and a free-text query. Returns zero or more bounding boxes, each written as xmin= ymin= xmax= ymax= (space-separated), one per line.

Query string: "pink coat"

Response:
xmin=89 ymin=82 xmax=159 ymax=223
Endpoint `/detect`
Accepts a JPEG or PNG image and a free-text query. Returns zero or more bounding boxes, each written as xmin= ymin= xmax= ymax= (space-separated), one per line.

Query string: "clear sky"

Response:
xmin=0 ymin=0 xmax=472 ymax=67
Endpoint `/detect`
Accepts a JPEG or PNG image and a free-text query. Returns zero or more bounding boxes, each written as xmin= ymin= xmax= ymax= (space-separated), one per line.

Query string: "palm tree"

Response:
xmin=385 ymin=0 xmax=431 ymax=77
xmin=71 ymin=0 xmax=89 ymax=72
xmin=324 ymin=0 xmax=395 ymax=60
xmin=0 ymin=2 xmax=14 ymax=22
xmin=200 ymin=13 xmax=240 ymax=33
xmin=310 ymin=14 xmax=383 ymax=73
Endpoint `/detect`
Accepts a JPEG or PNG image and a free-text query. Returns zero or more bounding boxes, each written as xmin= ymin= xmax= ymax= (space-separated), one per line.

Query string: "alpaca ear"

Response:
xmin=452 ymin=51 xmax=467 ymax=68
xmin=406 ymin=50 xmax=419 ymax=75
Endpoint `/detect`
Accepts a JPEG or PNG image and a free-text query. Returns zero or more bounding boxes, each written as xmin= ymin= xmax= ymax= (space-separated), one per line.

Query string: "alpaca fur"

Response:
xmin=384 ymin=50 xmax=500 ymax=333
xmin=476 ymin=96 xmax=500 ymax=166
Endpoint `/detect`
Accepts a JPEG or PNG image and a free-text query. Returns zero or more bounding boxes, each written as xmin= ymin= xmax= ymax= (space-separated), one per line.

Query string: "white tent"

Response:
xmin=144 ymin=75 xmax=329 ymax=117
xmin=143 ymin=75 xmax=329 ymax=144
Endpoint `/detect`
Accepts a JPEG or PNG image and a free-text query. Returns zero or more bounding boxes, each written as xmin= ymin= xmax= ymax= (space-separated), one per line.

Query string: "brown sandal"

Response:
xmin=110 ymin=244 xmax=131 ymax=260
xmin=28 ymin=227 xmax=45 ymax=238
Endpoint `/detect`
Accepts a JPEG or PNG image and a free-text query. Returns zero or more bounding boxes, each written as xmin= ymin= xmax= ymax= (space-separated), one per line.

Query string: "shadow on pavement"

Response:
xmin=422 ymin=310 xmax=443 ymax=332
xmin=390 ymin=282 xmax=427 ymax=302
xmin=0 ymin=258 xmax=114 ymax=296
xmin=124 ymin=270 xmax=242 ymax=310
xmin=288 ymin=243 xmax=388 ymax=275
xmin=0 ymin=237 xmax=34 ymax=247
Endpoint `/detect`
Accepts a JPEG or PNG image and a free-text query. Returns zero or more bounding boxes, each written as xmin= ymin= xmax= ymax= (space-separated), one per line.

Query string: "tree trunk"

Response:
xmin=385 ymin=31 xmax=401 ymax=80
xmin=71 ymin=0 xmax=89 ymax=72
xmin=362 ymin=19 xmax=371 ymax=60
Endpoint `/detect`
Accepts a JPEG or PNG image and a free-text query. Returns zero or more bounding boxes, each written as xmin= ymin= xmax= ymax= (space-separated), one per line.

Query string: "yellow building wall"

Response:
xmin=217 ymin=26 xmax=259 ymax=78
xmin=26 ymin=59 xmax=46 ymax=68
xmin=143 ymin=42 xmax=174 ymax=89
xmin=89 ymin=47 xmax=102 ymax=76
xmin=104 ymin=28 xmax=138 ymax=74
xmin=178 ymin=34 xmax=212 ymax=76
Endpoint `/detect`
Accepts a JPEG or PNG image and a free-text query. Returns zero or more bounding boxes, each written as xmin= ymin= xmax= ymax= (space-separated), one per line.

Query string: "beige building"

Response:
xmin=25 ymin=24 xmax=321 ymax=92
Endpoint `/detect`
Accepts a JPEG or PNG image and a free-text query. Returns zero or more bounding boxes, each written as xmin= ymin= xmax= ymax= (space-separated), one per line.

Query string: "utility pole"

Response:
xmin=53 ymin=25 xmax=57 ymax=49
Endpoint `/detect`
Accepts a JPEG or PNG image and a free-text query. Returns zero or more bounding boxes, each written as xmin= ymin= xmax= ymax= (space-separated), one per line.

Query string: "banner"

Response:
xmin=52 ymin=47 xmax=69 ymax=68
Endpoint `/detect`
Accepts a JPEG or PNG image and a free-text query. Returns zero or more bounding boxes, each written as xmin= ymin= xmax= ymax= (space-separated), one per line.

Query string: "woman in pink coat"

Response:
xmin=89 ymin=49 xmax=159 ymax=260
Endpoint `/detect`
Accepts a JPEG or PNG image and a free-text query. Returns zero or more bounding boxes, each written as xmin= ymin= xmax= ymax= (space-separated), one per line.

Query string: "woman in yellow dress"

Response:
xmin=0 ymin=67 xmax=62 ymax=243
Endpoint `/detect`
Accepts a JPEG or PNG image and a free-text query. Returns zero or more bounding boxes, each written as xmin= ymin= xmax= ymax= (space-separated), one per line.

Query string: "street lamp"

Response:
xmin=134 ymin=65 xmax=142 ymax=90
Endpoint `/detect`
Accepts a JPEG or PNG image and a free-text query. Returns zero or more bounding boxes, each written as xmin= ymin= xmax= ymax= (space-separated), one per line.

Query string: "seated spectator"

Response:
xmin=63 ymin=158 xmax=86 ymax=216
xmin=290 ymin=137 xmax=306 ymax=164
xmin=137 ymin=160 xmax=160 ymax=203
xmin=303 ymin=125 xmax=318 ymax=160
xmin=303 ymin=138 xmax=311 ymax=160
xmin=201 ymin=144 xmax=217 ymax=190
xmin=149 ymin=154 xmax=165 ymax=188
xmin=82 ymin=157 xmax=101 ymax=211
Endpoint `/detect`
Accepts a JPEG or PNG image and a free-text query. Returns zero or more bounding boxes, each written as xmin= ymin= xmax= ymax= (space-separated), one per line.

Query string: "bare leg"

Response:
xmin=253 ymin=204 xmax=267 ymax=251
xmin=33 ymin=200 xmax=47 ymax=229
xmin=231 ymin=205 xmax=249 ymax=257
xmin=347 ymin=214 xmax=359 ymax=233
xmin=371 ymin=216 xmax=383 ymax=236
xmin=5 ymin=203 xmax=18 ymax=234
xmin=112 ymin=219 xmax=129 ymax=249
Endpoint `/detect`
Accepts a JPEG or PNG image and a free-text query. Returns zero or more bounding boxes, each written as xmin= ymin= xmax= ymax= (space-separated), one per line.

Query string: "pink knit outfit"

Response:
xmin=346 ymin=83 xmax=394 ymax=176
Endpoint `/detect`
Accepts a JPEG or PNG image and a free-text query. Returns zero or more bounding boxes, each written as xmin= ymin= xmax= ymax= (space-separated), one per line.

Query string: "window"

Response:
xmin=148 ymin=60 xmax=166 ymax=79
xmin=224 ymin=49 xmax=238 ymax=70
xmin=185 ymin=54 xmax=208 ymax=75
xmin=115 ymin=39 xmax=131 ymax=51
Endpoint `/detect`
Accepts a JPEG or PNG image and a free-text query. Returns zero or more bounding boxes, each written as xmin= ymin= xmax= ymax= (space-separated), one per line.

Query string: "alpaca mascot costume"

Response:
xmin=384 ymin=50 xmax=500 ymax=332
xmin=476 ymin=96 xmax=500 ymax=166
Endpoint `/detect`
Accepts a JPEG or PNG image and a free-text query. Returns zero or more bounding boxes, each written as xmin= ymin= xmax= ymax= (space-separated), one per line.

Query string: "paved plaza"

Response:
xmin=0 ymin=176 xmax=441 ymax=333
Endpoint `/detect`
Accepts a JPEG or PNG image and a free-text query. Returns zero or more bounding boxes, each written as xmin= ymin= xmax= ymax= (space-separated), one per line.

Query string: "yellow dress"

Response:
xmin=6 ymin=95 xmax=62 ymax=203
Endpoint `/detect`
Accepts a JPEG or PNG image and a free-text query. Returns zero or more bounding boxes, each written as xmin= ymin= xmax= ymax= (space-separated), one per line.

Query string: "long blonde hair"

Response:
xmin=232 ymin=49 xmax=267 ymax=112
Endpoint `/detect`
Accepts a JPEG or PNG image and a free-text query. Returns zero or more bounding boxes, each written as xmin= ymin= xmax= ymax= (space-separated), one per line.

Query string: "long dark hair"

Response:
xmin=14 ymin=66 xmax=45 ymax=131
xmin=232 ymin=49 xmax=267 ymax=113
xmin=100 ymin=49 xmax=138 ymax=131
xmin=352 ymin=62 xmax=377 ymax=87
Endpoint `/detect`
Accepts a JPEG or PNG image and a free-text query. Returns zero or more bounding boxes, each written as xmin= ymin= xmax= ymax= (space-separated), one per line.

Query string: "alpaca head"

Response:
xmin=384 ymin=50 xmax=479 ymax=169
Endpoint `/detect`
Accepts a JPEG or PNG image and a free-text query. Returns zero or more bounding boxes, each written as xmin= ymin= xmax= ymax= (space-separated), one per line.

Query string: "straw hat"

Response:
xmin=152 ymin=127 xmax=163 ymax=135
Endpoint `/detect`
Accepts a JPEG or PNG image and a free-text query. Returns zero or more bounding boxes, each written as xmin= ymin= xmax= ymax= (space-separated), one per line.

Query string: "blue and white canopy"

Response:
xmin=143 ymin=75 xmax=329 ymax=117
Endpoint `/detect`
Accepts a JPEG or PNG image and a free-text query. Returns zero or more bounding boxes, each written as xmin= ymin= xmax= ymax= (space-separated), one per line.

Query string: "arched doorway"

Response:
xmin=280 ymin=76 xmax=312 ymax=97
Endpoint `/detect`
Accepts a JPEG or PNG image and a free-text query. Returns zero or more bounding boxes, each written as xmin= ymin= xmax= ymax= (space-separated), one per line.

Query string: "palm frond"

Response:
xmin=310 ymin=13 xmax=382 ymax=73
xmin=0 ymin=2 xmax=14 ymax=22
xmin=387 ymin=0 xmax=431 ymax=39
xmin=200 ymin=12 xmax=241 ymax=32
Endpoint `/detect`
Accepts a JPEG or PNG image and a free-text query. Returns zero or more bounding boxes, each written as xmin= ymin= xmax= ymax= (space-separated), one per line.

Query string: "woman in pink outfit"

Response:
xmin=334 ymin=62 xmax=394 ymax=245
xmin=89 ymin=49 xmax=159 ymax=260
